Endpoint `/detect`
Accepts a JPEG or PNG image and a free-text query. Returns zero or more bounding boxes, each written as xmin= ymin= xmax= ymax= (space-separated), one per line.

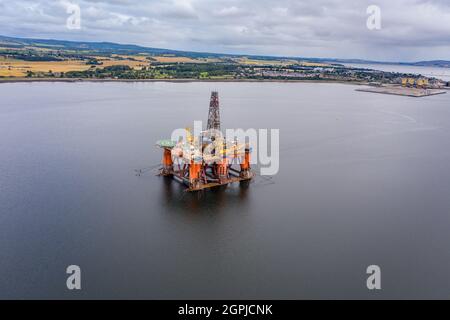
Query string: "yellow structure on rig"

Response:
xmin=416 ymin=78 xmax=429 ymax=88
xmin=402 ymin=77 xmax=429 ymax=88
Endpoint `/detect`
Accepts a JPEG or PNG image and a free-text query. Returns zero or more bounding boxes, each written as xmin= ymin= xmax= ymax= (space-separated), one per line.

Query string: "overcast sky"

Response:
xmin=0 ymin=0 xmax=449 ymax=61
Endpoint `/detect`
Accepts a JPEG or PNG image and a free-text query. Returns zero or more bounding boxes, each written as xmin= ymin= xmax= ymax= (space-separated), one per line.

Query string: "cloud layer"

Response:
xmin=1 ymin=0 xmax=449 ymax=61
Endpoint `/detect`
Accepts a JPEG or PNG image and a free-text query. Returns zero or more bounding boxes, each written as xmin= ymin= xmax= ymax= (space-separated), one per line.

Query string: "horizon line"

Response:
xmin=1 ymin=34 xmax=449 ymax=65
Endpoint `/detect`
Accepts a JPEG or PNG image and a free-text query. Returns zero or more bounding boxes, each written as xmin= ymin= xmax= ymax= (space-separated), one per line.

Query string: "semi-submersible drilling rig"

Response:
xmin=157 ymin=92 xmax=253 ymax=191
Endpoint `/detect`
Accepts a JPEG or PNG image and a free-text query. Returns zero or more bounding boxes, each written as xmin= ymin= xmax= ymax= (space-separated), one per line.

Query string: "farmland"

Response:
xmin=0 ymin=35 xmax=447 ymax=87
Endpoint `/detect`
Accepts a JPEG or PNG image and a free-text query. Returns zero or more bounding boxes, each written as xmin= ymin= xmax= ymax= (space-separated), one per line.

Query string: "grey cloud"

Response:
xmin=0 ymin=0 xmax=449 ymax=61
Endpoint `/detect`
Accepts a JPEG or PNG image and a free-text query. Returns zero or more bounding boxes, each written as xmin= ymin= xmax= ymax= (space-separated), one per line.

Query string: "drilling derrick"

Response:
xmin=207 ymin=91 xmax=221 ymax=131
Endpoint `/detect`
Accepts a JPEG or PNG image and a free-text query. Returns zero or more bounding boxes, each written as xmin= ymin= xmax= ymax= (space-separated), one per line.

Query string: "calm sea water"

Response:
xmin=1 ymin=81 xmax=450 ymax=299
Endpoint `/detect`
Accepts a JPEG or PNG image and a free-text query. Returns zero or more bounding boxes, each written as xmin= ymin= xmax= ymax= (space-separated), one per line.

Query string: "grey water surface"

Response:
xmin=1 ymin=81 xmax=450 ymax=299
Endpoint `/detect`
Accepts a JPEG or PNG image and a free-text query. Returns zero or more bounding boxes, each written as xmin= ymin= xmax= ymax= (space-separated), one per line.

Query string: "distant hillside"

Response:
xmin=411 ymin=60 xmax=450 ymax=68
xmin=317 ymin=58 xmax=450 ymax=68
xmin=0 ymin=35 xmax=227 ymax=58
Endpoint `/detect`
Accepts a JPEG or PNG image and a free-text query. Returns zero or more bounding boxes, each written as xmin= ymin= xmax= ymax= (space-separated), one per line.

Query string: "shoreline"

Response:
xmin=0 ymin=77 xmax=369 ymax=86
xmin=356 ymin=86 xmax=447 ymax=98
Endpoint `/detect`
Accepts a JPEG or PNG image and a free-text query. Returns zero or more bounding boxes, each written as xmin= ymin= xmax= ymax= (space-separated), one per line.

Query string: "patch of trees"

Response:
xmin=7 ymin=52 xmax=63 ymax=61
xmin=86 ymin=58 xmax=103 ymax=65
xmin=155 ymin=63 xmax=240 ymax=78
xmin=65 ymin=65 xmax=134 ymax=78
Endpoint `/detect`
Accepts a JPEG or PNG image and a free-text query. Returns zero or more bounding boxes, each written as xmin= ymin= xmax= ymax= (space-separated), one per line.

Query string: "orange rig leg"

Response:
xmin=216 ymin=158 xmax=229 ymax=183
xmin=240 ymin=147 xmax=252 ymax=179
xmin=188 ymin=161 xmax=202 ymax=190
xmin=161 ymin=148 xmax=173 ymax=175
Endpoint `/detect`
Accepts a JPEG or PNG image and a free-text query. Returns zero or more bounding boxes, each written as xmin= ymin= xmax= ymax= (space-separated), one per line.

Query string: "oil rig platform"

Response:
xmin=157 ymin=91 xmax=253 ymax=192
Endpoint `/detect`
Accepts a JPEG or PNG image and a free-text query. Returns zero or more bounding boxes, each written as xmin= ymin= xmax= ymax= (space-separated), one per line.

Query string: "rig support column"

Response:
xmin=161 ymin=148 xmax=173 ymax=175
xmin=217 ymin=141 xmax=229 ymax=183
xmin=189 ymin=161 xmax=202 ymax=190
xmin=240 ymin=147 xmax=252 ymax=179
xmin=217 ymin=159 xmax=228 ymax=183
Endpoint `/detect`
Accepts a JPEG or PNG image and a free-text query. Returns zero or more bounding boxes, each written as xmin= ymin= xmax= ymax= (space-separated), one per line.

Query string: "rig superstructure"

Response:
xmin=157 ymin=92 xmax=253 ymax=191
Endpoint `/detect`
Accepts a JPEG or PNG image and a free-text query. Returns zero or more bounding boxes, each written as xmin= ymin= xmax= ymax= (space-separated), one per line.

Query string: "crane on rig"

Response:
xmin=156 ymin=91 xmax=253 ymax=191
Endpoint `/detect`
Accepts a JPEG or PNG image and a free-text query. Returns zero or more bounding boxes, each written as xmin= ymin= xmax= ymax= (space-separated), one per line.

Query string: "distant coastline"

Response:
xmin=0 ymin=77 xmax=369 ymax=85
xmin=343 ymin=63 xmax=450 ymax=82
xmin=2 ymin=35 xmax=449 ymax=86
xmin=2 ymin=35 xmax=450 ymax=68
